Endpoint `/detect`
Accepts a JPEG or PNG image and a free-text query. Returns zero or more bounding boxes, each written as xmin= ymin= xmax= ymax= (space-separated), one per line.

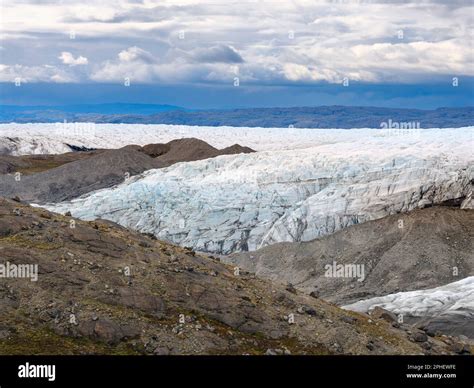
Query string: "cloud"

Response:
xmin=118 ymin=46 xmax=156 ymax=64
xmin=59 ymin=52 xmax=88 ymax=66
xmin=188 ymin=45 xmax=244 ymax=64
xmin=90 ymin=46 xmax=223 ymax=84
xmin=1 ymin=1 xmax=472 ymax=85
xmin=0 ymin=64 xmax=78 ymax=83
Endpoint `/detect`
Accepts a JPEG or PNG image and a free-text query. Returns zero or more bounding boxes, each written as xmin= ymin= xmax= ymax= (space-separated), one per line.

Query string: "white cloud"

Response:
xmin=0 ymin=64 xmax=78 ymax=83
xmin=1 ymin=0 xmax=472 ymax=84
xmin=118 ymin=46 xmax=156 ymax=63
xmin=90 ymin=46 xmax=221 ymax=83
xmin=59 ymin=52 xmax=89 ymax=66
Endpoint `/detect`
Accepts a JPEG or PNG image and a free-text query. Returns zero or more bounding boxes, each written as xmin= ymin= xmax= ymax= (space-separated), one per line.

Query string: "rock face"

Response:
xmin=0 ymin=197 xmax=455 ymax=355
xmin=0 ymin=139 xmax=254 ymax=204
xmin=343 ymin=277 xmax=474 ymax=338
xmin=44 ymin=127 xmax=473 ymax=254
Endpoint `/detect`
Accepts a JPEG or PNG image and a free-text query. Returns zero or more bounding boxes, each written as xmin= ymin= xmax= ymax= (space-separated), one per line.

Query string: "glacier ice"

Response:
xmin=342 ymin=276 xmax=474 ymax=320
xmin=41 ymin=126 xmax=474 ymax=254
xmin=0 ymin=123 xmax=367 ymax=154
xmin=3 ymin=123 xmax=472 ymax=155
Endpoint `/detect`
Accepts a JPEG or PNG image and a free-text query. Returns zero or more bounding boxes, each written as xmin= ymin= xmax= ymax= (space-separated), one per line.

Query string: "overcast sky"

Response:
xmin=1 ymin=0 xmax=473 ymax=108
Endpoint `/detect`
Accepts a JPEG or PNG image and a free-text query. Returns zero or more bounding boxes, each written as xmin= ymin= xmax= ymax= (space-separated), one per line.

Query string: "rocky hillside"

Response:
xmin=0 ymin=198 xmax=466 ymax=355
xmin=225 ymin=207 xmax=474 ymax=305
xmin=0 ymin=151 xmax=101 ymax=175
xmin=224 ymin=207 xmax=474 ymax=339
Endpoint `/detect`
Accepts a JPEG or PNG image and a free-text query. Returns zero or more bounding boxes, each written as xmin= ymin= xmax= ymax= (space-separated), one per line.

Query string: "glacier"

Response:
xmin=2 ymin=123 xmax=472 ymax=155
xmin=41 ymin=126 xmax=474 ymax=254
xmin=342 ymin=276 xmax=474 ymax=337
xmin=0 ymin=123 xmax=370 ymax=154
xmin=343 ymin=276 xmax=474 ymax=318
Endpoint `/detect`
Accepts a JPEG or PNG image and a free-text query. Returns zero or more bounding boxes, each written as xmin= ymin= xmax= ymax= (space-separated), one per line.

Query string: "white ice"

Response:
xmin=343 ymin=276 xmax=474 ymax=319
xmin=2 ymin=122 xmax=472 ymax=154
xmin=38 ymin=126 xmax=473 ymax=254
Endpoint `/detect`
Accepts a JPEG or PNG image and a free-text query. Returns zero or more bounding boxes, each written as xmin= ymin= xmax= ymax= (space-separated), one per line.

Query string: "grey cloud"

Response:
xmin=189 ymin=45 xmax=244 ymax=64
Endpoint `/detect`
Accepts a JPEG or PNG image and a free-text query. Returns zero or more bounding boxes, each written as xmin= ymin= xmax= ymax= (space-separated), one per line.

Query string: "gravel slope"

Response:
xmin=225 ymin=207 xmax=474 ymax=304
xmin=1 ymin=198 xmax=465 ymax=355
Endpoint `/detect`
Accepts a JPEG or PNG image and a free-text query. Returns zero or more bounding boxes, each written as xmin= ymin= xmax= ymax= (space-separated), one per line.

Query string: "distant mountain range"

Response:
xmin=0 ymin=103 xmax=184 ymax=122
xmin=1 ymin=104 xmax=473 ymax=128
